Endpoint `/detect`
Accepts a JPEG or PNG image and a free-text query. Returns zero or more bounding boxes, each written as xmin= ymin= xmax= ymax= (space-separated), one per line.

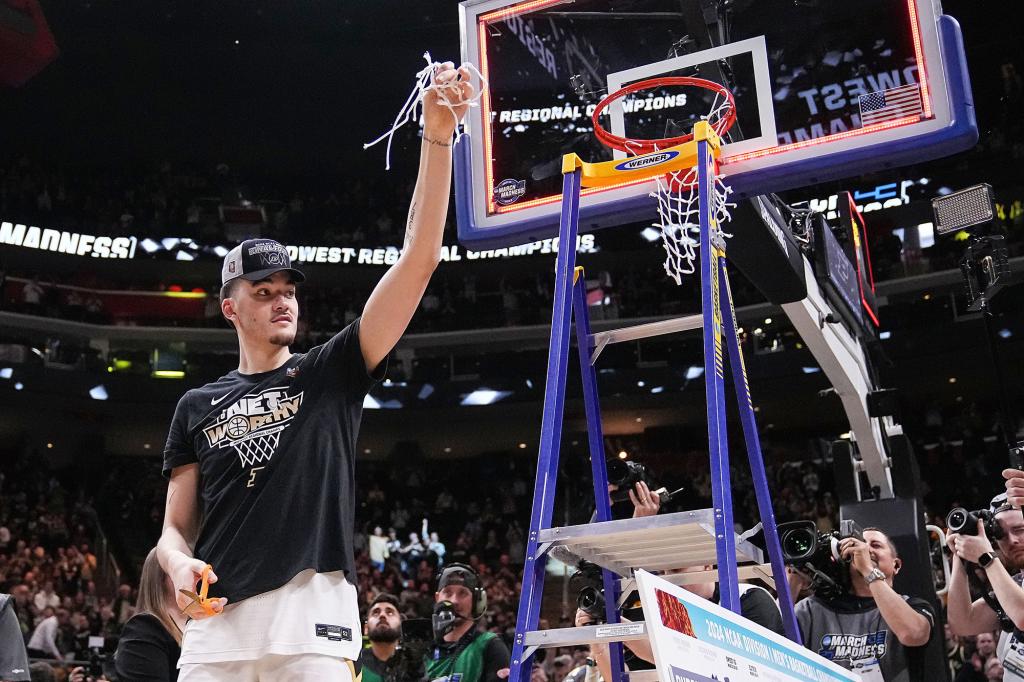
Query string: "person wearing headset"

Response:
xmin=794 ymin=527 xmax=939 ymax=682
xmin=425 ymin=564 xmax=510 ymax=682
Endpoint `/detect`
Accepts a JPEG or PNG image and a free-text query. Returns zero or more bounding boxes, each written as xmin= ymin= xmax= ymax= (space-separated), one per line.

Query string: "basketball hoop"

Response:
xmin=592 ymin=77 xmax=737 ymax=285
xmin=591 ymin=76 xmax=736 ymax=155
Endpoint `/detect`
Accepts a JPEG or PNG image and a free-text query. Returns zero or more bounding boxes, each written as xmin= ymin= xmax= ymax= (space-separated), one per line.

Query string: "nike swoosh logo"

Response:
xmin=211 ymin=393 xmax=231 ymax=406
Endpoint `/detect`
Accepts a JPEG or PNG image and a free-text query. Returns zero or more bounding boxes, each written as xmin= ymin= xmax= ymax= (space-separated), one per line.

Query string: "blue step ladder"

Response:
xmin=509 ymin=124 xmax=801 ymax=682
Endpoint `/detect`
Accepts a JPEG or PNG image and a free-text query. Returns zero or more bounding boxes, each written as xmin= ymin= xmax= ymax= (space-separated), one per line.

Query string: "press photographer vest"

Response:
xmin=427 ymin=631 xmax=497 ymax=682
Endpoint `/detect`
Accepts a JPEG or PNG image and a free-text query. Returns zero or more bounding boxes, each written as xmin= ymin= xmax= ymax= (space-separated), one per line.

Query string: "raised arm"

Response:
xmin=157 ymin=463 xmax=226 ymax=618
xmin=359 ymin=62 xmax=474 ymax=372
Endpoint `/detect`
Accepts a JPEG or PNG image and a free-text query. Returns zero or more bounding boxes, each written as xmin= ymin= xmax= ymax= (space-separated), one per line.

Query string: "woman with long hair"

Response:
xmin=114 ymin=547 xmax=186 ymax=681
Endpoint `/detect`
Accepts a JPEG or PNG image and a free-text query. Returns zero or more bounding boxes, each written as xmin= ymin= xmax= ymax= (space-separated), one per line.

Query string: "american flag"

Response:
xmin=858 ymin=84 xmax=923 ymax=126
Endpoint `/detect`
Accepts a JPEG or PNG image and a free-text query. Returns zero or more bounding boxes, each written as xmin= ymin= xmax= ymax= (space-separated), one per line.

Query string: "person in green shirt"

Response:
xmin=361 ymin=593 xmax=426 ymax=682
xmin=425 ymin=564 xmax=510 ymax=682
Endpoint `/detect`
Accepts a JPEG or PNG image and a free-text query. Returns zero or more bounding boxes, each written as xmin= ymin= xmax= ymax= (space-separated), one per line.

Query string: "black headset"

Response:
xmin=437 ymin=562 xmax=487 ymax=619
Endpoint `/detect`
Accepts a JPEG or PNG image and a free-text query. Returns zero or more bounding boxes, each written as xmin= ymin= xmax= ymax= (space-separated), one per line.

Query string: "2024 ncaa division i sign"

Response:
xmin=635 ymin=570 xmax=858 ymax=682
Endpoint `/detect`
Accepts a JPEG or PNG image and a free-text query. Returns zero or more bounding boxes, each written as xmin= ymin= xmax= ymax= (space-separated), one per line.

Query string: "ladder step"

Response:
xmin=523 ymin=622 xmax=649 ymax=648
xmin=539 ymin=510 xmax=764 ymax=576
xmin=590 ymin=313 xmax=704 ymax=361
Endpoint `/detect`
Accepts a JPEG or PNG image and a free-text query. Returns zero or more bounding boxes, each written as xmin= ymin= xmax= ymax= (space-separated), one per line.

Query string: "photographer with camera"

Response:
xmin=945 ymin=493 xmax=1024 ymax=681
xmin=793 ymin=527 xmax=938 ymax=682
xmin=426 ymin=563 xmax=510 ymax=682
xmin=361 ymin=593 xmax=428 ymax=682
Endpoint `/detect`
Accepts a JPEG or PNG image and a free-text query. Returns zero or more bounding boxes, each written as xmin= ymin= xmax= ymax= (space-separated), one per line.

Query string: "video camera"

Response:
xmin=779 ymin=520 xmax=863 ymax=599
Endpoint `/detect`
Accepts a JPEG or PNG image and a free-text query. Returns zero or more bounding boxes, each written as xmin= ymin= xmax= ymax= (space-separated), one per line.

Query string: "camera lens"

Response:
xmin=606 ymin=460 xmax=628 ymax=487
xmin=782 ymin=529 xmax=814 ymax=558
xmin=947 ymin=509 xmax=967 ymax=532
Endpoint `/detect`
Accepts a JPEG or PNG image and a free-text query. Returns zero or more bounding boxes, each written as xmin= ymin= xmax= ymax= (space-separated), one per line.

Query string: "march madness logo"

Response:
xmin=203 ymin=387 xmax=304 ymax=468
xmin=817 ymin=630 xmax=888 ymax=662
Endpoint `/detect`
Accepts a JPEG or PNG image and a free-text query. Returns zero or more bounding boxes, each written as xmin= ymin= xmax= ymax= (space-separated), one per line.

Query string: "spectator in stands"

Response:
xmin=795 ymin=528 xmax=940 ymax=681
xmin=369 ymin=526 xmax=389 ymax=572
xmin=114 ymin=548 xmax=183 ymax=682
xmin=427 ymin=563 xmax=510 ymax=682
xmin=984 ymin=656 xmax=1004 ymax=682
xmin=955 ymin=631 xmax=998 ymax=682
xmin=26 ymin=607 xmax=68 ymax=661
xmin=20 ymin=277 xmax=44 ymax=316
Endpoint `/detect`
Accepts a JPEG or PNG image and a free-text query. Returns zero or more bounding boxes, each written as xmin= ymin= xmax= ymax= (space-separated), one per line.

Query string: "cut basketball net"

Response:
xmin=364 ymin=52 xmax=486 ymax=170
xmin=592 ymin=77 xmax=737 ymax=284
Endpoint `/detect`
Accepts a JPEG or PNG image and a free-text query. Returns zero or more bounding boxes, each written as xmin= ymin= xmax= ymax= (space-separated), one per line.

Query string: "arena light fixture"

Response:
xmin=640 ymin=227 xmax=661 ymax=242
xmin=89 ymin=385 xmax=109 ymax=401
xmin=0 ymin=367 xmax=12 ymax=379
xmin=152 ymin=370 xmax=185 ymax=379
xmin=140 ymin=238 xmax=161 ymax=254
xmin=461 ymin=389 xmax=512 ymax=406
xmin=363 ymin=395 xmax=382 ymax=410
xmin=931 ymin=183 xmax=995 ymax=235
xmin=999 ymin=329 xmax=1012 ymax=339
xmin=417 ymin=384 xmax=435 ymax=400
xmin=685 ymin=366 xmax=704 ymax=380
xmin=14 ymin=382 xmax=24 ymax=390
xmin=176 ymin=251 xmax=196 ymax=261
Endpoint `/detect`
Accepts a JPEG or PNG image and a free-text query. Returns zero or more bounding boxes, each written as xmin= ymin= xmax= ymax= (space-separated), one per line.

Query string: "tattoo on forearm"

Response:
xmin=423 ymin=136 xmax=452 ymax=148
xmin=405 ymin=204 xmax=417 ymax=248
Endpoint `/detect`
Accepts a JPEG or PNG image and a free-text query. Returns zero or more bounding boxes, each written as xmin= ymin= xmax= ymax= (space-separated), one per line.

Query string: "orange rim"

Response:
xmin=592 ymin=76 xmax=736 ymax=154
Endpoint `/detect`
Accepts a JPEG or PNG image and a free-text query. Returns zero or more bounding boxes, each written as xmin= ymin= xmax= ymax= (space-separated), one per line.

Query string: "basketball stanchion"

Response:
xmin=508 ymin=79 xmax=800 ymax=682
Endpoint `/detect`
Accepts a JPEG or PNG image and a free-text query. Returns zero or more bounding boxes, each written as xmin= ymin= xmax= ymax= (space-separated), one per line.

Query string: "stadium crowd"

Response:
xmin=2 ymin=393 xmax=1020 ymax=680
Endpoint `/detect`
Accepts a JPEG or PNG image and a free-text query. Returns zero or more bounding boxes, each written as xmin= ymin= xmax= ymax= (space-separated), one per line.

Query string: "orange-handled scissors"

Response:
xmin=179 ymin=564 xmax=221 ymax=617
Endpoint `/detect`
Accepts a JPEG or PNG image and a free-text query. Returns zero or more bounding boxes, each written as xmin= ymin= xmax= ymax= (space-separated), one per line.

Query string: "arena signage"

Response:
xmin=0 ymin=218 xmax=597 ymax=263
xmin=0 ymin=222 xmax=137 ymax=259
xmin=285 ymin=234 xmax=598 ymax=265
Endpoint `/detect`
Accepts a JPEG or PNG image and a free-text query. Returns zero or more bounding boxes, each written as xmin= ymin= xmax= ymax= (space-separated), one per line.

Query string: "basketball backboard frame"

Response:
xmin=454 ymin=0 xmax=977 ymax=249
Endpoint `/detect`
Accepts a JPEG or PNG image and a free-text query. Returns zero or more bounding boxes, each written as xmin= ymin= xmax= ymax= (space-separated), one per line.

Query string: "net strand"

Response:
xmin=647 ymin=96 xmax=736 ymax=285
xmin=363 ymin=52 xmax=487 ymax=170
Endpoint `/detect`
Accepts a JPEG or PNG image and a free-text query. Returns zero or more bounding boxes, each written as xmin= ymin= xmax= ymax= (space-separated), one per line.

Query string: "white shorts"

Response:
xmin=179 ymin=569 xmax=361 ymax=667
xmin=179 ymin=653 xmax=358 ymax=682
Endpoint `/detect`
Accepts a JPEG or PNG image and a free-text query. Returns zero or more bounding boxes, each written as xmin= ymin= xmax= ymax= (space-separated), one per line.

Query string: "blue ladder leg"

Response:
xmin=697 ymin=138 xmax=740 ymax=614
xmin=510 ymin=167 xmax=584 ymax=682
xmin=571 ymin=274 xmax=625 ymax=682
xmin=718 ymin=259 xmax=802 ymax=643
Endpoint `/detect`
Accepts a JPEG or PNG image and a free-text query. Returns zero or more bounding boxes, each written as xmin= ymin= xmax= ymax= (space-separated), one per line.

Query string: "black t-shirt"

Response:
xmin=114 ymin=613 xmax=180 ymax=682
xmin=712 ymin=584 xmax=786 ymax=636
xmin=162 ymin=319 xmax=381 ymax=603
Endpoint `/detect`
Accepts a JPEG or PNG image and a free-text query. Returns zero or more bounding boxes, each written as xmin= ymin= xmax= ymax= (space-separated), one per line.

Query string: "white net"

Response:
xmin=647 ymin=91 xmax=736 ymax=285
xmin=363 ymin=52 xmax=487 ymax=170
xmin=653 ymin=168 xmax=735 ymax=285
xmin=232 ymin=432 xmax=280 ymax=468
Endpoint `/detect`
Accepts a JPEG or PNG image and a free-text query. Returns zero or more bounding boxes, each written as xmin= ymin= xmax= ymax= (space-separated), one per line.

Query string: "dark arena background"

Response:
xmin=1 ymin=1 xmax=1023 ymax=681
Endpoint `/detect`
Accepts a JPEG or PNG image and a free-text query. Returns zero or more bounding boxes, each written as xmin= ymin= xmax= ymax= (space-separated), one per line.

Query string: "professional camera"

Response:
xmin=947 ymin=507 xmax=1004 ymax=540
xmin=607 ymin=459 xmax=650 ymax=491
xmin=86 ymin=636 xmax=109 ymax=681
xmin=570 ymin=561 xmax=607 ymax=621
xmin=779 ymin=520 xmax=862 ymax=599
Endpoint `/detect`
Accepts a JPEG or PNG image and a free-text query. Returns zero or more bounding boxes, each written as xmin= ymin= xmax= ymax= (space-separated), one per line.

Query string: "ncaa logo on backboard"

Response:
xmin=493 ymin=178 xmax=526 ymax=206
xmin=614 ymin=151 xmax=678 ymax=172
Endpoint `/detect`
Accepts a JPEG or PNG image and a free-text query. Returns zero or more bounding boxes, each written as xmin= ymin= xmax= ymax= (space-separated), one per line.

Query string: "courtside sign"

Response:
xmin=635 ymin=570 xmax=857 ymax=682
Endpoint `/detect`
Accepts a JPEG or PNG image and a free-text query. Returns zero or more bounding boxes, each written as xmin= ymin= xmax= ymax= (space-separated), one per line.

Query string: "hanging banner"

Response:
xmin=635 ymin=570 xmax=857 ymax=682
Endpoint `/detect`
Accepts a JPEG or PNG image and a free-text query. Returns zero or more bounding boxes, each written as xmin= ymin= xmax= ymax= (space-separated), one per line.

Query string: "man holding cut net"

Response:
xmin=156 ymin=62 xmax=474 ymax=680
